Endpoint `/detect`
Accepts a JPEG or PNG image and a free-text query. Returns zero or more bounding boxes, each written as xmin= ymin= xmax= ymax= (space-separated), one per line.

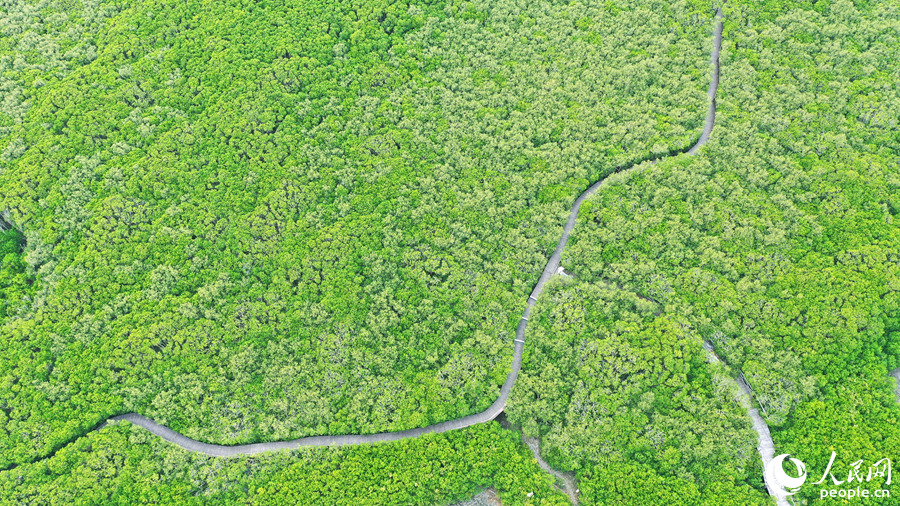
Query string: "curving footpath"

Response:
xmin=93 ymin=10 xmax=722 ymax=455
xmin=704 ymin=343 xmax=789 ymax=506
xmin=11 ymin=9 xmax=786 ymax=504
xmin=524 ymin=436 xmax=579 ymax=505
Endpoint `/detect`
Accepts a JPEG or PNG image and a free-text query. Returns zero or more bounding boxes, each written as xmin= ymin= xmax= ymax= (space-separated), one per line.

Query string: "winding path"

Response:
xmin=704 ymin=343 xmax=789 ymax=506
xmin=94 ymin=11 xmax=721 ymax=454
xmin=524 ymin=436 xmax=579 ymax=505
xmin=10 ymin=10 xmax=785 ymax=504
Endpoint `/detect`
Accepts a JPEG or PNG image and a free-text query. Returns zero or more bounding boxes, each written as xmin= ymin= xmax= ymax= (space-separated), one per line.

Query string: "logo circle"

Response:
xmin=766 ymin=454 xmax=807 ymax=496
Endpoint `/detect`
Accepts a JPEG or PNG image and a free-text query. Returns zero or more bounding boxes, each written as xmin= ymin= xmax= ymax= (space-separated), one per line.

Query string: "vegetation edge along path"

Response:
xmin=96 ymin=10 xmax=721 ymax=453
xmin=704 ymin=343 xmax=789 ymax=506
xmin=14 ymin=12 xmax=786 ymax=503
xmin=524 ymin=436 xmax=579 ymax=504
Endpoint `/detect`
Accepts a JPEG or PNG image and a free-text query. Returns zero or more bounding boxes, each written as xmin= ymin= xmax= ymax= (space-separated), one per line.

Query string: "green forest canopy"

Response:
xmin=0 ymin=0 xmax=715 ymax=465
xmin=2 ymin=0 xmax=899 ymax=505
xmin=507 ymin=0 xmax=900 ymax=503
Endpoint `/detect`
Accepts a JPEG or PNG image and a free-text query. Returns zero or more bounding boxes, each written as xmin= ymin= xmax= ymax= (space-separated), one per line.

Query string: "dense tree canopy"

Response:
xmin=0 ymin=421 xmax=568 ymax=505
xmin=0 ymin=0 xmax=716 ymax=469
xmin=0 ymin=224 xmax=32 ymax=326
xmin=506 ymin=0 xmax=900 ymax=503
xmin=506 ymin=278 xmax=770 ymax=504
xmin=3 ymin=0 xmax=898 ymax=504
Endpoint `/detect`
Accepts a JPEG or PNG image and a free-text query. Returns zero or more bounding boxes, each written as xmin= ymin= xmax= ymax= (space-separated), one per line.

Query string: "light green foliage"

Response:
xmin=0 ymin=421 xmax=568 ymax=505
xmin=0 ymin=0 xmax=715 ymax=469
xmin=0 ymin=0 xmax=123 ymax=136
xmin=508 ymin=0 xmax=900 ymax=503
xmin=506 ymin=280 xmax=770 ymax=504
xmin=7 ymin=0 xmax=897 ymax=504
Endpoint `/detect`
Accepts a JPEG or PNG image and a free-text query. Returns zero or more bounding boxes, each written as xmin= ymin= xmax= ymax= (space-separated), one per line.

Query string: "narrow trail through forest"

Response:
xmin=86 ymin=11 xmax=721 ymax=455
xmin=704 ymin=343 xmax=789 ymax=506
xmin=9 ymin=9 xmax=791 ymax=505
xmin=524 ymin=437 xmax=579 ymax=504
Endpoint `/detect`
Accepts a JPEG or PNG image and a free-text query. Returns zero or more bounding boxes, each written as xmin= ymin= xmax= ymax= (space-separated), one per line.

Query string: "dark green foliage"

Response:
xmin=0 ymin=227 xmax=31 ymax=321
xmin=581 ymin=461 xmax=767 ymax=506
